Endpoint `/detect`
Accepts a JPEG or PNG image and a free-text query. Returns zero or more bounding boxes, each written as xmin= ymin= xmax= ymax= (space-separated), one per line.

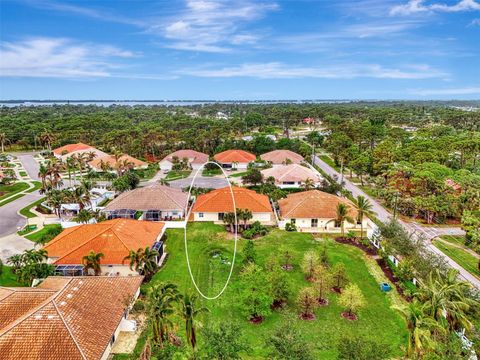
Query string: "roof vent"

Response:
xmin=47 ymin=315 xmax=54 ymax=320
xmin=66 ymin=294 xmax=73 ymax=299
xmin=73 ymin=287 xmax=78 ymax=291
xmin=60 ymin=301 xmax=66 ymax=306
xmin=34 ymin=315 xmax=42 ymax=320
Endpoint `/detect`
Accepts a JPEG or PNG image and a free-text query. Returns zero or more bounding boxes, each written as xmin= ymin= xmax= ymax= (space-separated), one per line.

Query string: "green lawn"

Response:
xmin=165 ymin=170 xmax=191 ymax=181
xmin=440 ymin=235 xmax=467 ymax=247
xmin=26 ymin=181 xmax=42 ymax=193
xmin=19 ymin=171 xmax=28 ymax=177
xmin=433 ymin=239 xmax=479 ymax=278
xmin=229 ymin=171 xmax=249 ymax=178
xmin=25 ymin=224 xmax=63 ymax=244
xmin=0 ymin=182 xmax=29 ymax=201
xmin=0 ymin=266 xmax=22 ymax=287
xmin=0 ymin=193 xmax=25 ymax=207
xmin=202 ymin=168 xmax=222 ymax=177
xmin=19 ymin=197 xmax=46 ymax=218
xmin=118 ymin=223 xmax=407 ymax=359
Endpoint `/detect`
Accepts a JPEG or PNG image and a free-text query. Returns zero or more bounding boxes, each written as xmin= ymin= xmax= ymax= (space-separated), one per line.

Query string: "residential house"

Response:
xmin=261 ymin=164 xmax=322 ymax=188
xmin=260 ymin=149 xmax=304 ymax=167
xmin=192 ymin=186 xmax=274 ymax=225
xmin=43 ymin=219 xmax=165 ymax=276
xmin=53 ymin=142 xmax=108 ymax=162
xmin=89 ymin=154 xmax=148 ymax=173
xmin=103 ymin=183 xmax=189 ymax=221
xmin=0 ymin=276 xmax=143 ymax=360
xmin=214 ymin=150 xmax=256 ymax=170
xmin=159 ymin=149 xmax=208 ymax=172
xmin=277 ymin=190 xmax=370 ymax=233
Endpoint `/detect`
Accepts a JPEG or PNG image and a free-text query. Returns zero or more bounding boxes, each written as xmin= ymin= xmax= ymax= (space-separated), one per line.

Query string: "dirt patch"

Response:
xmin=249 ymin=316 xmax=264 ymax=324
xmin=335 ymin=237 xmax=378 ymax=256
xmin=299 ymin=313 xmax=316 ymax=321
xmin=331 ymin=287 xmax=342 ymax=294
xmin=376 ymin=258 xmax=412 ymax=302
xmin=281 ymin=264 xmax=293 ymax=271
xmin=317 ymin=298 xmax=329 ymax=306
xmin=341 ymin=311 xmax=358 ymax=321
xmin=271 ymin=300 xmax=286 ymax=310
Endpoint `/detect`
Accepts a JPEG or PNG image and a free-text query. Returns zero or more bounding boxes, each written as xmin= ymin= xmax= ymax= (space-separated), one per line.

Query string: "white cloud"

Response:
xmin=157 ymin=0 xmax=278 ymax=52
xmin=410 ymin=86 xmax=480 ymax=95
xmin=391 ymin=0 xmax=480 ymax=15
xmin=0 ymin=38 xmax=136 ymax=78
xmin=178 ymin=62 xmax=448 ymax=79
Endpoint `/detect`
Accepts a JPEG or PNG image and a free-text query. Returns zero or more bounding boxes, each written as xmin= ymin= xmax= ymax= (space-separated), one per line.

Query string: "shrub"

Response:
xmin=242 ymin=221 xmax=269 ymax=239
xmin=337 ymin=334 xmax=391 ymax=360
xmin=132 ymin=299 xmax=145 ymax=312
xmin=285 ymin=222 xmax=297 ymax=232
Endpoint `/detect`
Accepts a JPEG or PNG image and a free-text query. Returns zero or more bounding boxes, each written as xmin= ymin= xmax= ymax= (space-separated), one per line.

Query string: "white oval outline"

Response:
xmin=183 ymin=161 xmax=237 ymax=300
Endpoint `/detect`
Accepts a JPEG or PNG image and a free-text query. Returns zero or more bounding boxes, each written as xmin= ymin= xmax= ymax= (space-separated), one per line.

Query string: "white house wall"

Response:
xmin=193 ymin=212 xmax=273 ymax=224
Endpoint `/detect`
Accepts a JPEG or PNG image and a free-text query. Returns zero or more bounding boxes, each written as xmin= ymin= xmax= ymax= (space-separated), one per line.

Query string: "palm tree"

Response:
xmin=147 ymin=283 xmax=181 ymax=345
xmin=123 ymin=248 xmax=144 ymax=273
xmin=179 ymin=293 xmax=209 ymax=349
xmin=395 ymin=300 xmax=442 ymax=357
xmin=223 ymin=211 xmax=236 ymax=233
xmin=238 ymin=208 xmax=253 ymax=231
xmin=336 ymin=203 xmax=354 ymax=237
xmin=82 ymin=251 xmax=104 ymax=276
xmin=0 ymin=133 xmax=9 ymax=153
xmin=38 ymin=163 xmax=49 ymax=192
xmin=65 ymin=157 xmax=76 ymax=187
xmin=39 ymin=129 xmax=55 ymax=151
xmin=356 ymin=196 xmax=373 ymax=240
xmin=72 ymin=209 xmax=94 ymax=224
xmin=45 ymin=189 xmax=65 ymax=218
xmin=141 ymin=247 xmax=160 ymax=280
xmin=302 ymin=177 xmax=315 ymax=190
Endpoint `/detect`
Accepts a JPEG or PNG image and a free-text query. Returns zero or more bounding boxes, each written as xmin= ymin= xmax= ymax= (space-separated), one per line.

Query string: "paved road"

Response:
xmin=312 ymin=155 xmax=478 ymax=288
xmin=0 ymin=233 xmax=36 ymax=262
xmin=0 ymin=192 xmax=42 ymax=237
xmin=169 ymin=176 xmax=230 ymax=189
xmin=16 ymin=154 xmax=40 ymax=181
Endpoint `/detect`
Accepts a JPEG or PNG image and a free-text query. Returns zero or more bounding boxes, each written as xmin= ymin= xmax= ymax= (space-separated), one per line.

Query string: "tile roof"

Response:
xmin=43 ymin=219 xmax=164 ymax=265
xmin=213 ymin=149 xmax=256 ymax=163
xmin=104 ymin=183 xmax=189 ymax=212
xmin=192 ymin=186 xmax=273 ymax=213
xmin=261 ymin=164 xmax=322 ymax=183
xmin=53 ymin=143 xmax=94 ymax=155
xmin=89 ymin=154 xmax=147 ymax=170
xmin=278 ymin=190 xmax=358 ymax=219
xmin=260 ymin=150 xmax=304 ymax=164
xmin=161 ymin=149 xmax=209 ymax=164
xmin=0 ymin=276 xmax=143 ymax=360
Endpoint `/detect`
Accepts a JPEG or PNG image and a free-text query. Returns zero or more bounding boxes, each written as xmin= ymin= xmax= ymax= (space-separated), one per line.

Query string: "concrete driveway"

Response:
xmin=0 ymin=191 xmax=42 ymax=237
xmin=0 ymin=234 xmax=35 ymax=262
xmin=17 ymin=154 xmax=40 ymax=180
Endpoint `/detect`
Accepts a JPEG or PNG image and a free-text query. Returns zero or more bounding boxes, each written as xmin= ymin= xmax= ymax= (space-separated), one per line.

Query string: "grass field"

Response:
xmin=19 ymin=197 xmax=46 ymax=218
xmin=202 ymin=168 xmax=222 ymax=177
xmin=0 ymin=266 xmax=21 ymax=287
xmin=0 ymin=182 xmax=29 ymax=201
xmin=117 ymin=223 xmax=407 ymax=359
xmin=25 ymin=224 xmax=63 ymax=244
xmin=433 ymin=239 xmax=479 ymax=278
xmin=165 ymin=170 xmax=191 ymax=181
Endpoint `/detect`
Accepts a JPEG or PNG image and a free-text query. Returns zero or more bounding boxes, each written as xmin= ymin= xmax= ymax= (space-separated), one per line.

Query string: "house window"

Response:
xmin=291 ymin=219 xmax=296 ymax=225
xmin=311 ymin=219 xmax=318 ymax=227
xmin=218 ymin=213 xmax=225 ymax=221
xmin=199 ymin=213 xmax=204 ymax=218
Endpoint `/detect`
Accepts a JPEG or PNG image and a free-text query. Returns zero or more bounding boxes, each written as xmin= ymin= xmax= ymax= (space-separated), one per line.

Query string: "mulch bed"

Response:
xmin=249 ymin=316 xmax=264 ymax=324
xmin=317 ymin=298 xmax=329 ymax=306
xmin=376 ymin=258 xmax=412 ymax=302
xmin=341 ymin=311 xmax=357 ymax=321
xmin=281 ymin=264 xmax=293 ymax=271
xmin=299 ymin=313 xmax=316 ymax=321
xmin=271 ymin=300 xmax=286 ymax=310
xmin=331 ymin=287 xmax=342 ymax=294
xmin=335 ymin=237 xmax=378 ymax=256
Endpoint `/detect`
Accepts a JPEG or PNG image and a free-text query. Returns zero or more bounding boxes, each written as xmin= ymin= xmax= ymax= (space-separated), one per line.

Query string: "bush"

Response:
xmin=337 ymin=334 xmax=391 ymax=360
xmin=132 ymin=299 xmax=145 ymax=312
xmin=285 ymin=222 xmax=297 ymax=232
xmin=242 ymin=221 xmax=269 ymax=239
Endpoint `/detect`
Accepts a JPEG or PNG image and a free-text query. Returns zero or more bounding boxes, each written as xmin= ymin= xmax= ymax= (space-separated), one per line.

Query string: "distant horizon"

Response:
xmin=1 ymin=99 xmax=480 ymax=103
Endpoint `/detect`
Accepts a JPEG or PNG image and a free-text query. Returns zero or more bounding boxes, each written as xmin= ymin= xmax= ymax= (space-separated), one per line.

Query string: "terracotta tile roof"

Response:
xmin=161 ymin=149 xmax=209 ymax=164
xmin=214 ymin=150 xmax=256 ymax=163
xmin=89 ymin=154 xmax=147 ymax=170
xmin=260 ymin=150 xmax=304 ymax=164
xmin=261 ymin=164 xmax=322 ymax=183
xmin=278 ymin=190 xmax=358 ymax=219
xmin=43 ymin=219 xmax=164 ymax=265
xmin=0 ymin=276 xmax=143 ymax=360
xmin=53 ymin=143 xmax=94 ymax=155
xmin=104 ymin=184 xmax=189 ymax=212
xmin=192 ymin=186 xmax=273 ymax=213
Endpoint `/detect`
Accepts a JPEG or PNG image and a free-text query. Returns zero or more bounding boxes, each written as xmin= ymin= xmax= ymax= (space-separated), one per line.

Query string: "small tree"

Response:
xmin=280 ymin=246 xmax=293 ymax=271
xmin=240 ymin=263 xmax=272 ymax=322
xmin=338 ymin=283 xmax=365 ymax=320
xmin=337 ymin=334 xmax=391 ymax=360
xmin=301 ymin=250 xmax=319 ymax=281
xmin=297 ymin=287 xmax=317 ymax=321
xmin=268 ymin=318 xmax=314 ymax=360
xmin=201 ymin=323 xmax=250 ymax=359
xmin=319 ymin=241 xmax=329 ymax=266
xmin=241 ymin=169 xmax=264 ymax=186
xmin=267 ymin=268 xmax=292 ymax=308
xmin=313 ymin=264 xmax=332 ymax=305
xmin=332 ymin=263 xmax=348 ymax=291
xmin=265 ymin=254 xmax=280 ymax=272
xmin=242 ymin=240 xmax=257 ymax=265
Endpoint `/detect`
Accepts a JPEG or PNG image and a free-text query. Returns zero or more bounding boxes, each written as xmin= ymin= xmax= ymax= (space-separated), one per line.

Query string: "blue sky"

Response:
xmin=0 ymin=0 xmax=479 ymax=100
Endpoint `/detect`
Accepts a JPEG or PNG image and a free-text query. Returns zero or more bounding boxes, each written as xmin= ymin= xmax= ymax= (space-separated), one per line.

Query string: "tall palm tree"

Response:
xmin=356 ymin=196 xmax=373 ymax=240
xmin=302 ymin=177 xmax=315 ymax=190
xmin=223 ymin=211 xmax=236 ymax=233
xmin=123 ymin=247 xmax=160 ymax=281
xmin=0 ymin=133 xmax=9 ymax=153
xmin=39 ymin=129 xmax=55 ymax=151
xmin=82 ymin=251 xmax=104 ymax=276
xmin=336 ymin=203 xmax=354 ymax=237
xmin=45 ymin=189 xmax=65 ymax=218
xmin=38 ymin=163 xmax=49 ymax=192
xmin=238 ymin=208 xmax=253 ymax=230
xmin=179 ymin=293 xmax=209 ymax=349
xmin=123 ymin=248 xmax=145 ymax=273
xmin=147 ymin=283 xmax=181 ymax=345
xmin=65 ymin=157 xmax=76 ymax=187
xmin=395 ymin=300 xmax=442 ymax=357
xmin=72 ymin=209 xmax=94 ymax=224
